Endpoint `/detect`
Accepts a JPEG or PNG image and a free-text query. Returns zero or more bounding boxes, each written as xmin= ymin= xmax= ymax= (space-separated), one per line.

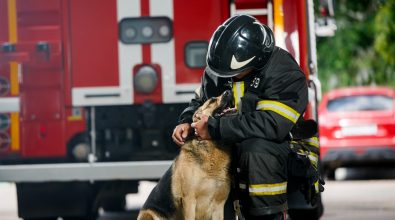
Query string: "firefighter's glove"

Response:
xmin=288 ymin=150 xmax=324 ymax=205
xmin=291 ymin=119 xmax=318 ymax=140
xmin=319 ymin=176 xmax=326 ymax=192
xmin=288 ymin=151 xmax=311 ymax=177
xmin=301 ymin=167 xmax=325 ymax=205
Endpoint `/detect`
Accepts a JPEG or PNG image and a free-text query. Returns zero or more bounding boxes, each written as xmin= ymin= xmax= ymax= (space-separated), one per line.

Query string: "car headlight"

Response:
xmin=134 ymin=65 xmax=158 ymax=93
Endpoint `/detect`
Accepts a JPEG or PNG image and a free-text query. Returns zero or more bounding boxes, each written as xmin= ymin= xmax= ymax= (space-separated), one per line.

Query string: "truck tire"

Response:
xmin=96 ymin=180 xmax=138 ymax=212
xmin=17 ymin=182 xmax=97 ymax=220
xmin=100 ymin=194 xmax=126 ymax=212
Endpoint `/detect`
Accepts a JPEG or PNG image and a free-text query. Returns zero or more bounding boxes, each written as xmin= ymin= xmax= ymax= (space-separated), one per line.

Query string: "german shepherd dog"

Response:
xmin=137 ymin=90 xmax=235 ymax=220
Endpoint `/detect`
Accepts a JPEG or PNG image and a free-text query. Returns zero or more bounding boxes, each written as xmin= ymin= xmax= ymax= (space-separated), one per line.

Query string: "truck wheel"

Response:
xmin=96 ymin=180 xmax=138 ymax=212
xmin=100 ymin=195 xmax=126 ymax=212
xmin=67 ymin=133 xmax=91 ymax=162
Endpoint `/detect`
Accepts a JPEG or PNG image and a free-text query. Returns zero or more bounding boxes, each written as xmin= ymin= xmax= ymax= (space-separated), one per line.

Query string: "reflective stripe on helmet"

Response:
xmin=256 ymin=100 xmax=300 ymax=123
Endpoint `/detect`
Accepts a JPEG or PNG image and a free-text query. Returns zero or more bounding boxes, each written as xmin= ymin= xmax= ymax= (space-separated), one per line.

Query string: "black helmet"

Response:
xmin=206 ymin=14 xmax=275 ymax=78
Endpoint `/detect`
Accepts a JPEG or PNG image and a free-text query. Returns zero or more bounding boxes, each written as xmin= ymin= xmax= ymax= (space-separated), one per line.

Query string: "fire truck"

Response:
xmin=0 ymin=0 xmax=325 ymax=219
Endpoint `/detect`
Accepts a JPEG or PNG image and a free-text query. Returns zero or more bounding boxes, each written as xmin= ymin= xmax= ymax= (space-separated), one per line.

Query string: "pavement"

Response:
xmin=1 ymin=168 xmax=395 ymax=220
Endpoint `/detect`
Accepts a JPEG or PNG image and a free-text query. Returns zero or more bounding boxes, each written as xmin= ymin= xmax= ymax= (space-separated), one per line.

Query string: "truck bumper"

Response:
xmin=0 ymin=161 xmax=173 ymax=182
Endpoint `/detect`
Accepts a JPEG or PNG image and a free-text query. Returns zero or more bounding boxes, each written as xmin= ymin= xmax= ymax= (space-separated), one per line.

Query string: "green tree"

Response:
xmin=315 ymin=0 xmax=395 ymax=92
xmin=373 ymin=0 xmax=395 ymax=84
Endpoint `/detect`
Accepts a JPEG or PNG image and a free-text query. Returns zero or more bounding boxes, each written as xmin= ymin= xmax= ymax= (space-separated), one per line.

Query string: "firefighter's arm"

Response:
xmin=178 ymin=91 xmax=205 ymax=124
xmin=173 ymin=84 xmax=206 ymax=145
xmin=210 ymin=71 xmax=308 ymax=142
xmin=175 ymin=73 xmax=213 ymax=145
xmin=178 ymin=81 xmax=207 ymax=124
xmin=173 ymin=88 xmax=204 ymax=145
xmin=178 ymin=71 xmax=220 ymax=124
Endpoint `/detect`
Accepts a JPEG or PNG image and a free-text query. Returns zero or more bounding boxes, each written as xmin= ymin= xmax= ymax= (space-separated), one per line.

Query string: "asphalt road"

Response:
xmin=320 ymin=167 xmax=395 ymax=220
xmin=1 ymin=167 xmax=395 ymax=220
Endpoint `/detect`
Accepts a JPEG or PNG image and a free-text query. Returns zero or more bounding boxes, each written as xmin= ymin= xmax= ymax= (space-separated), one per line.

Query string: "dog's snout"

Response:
xmin=222 ymin=90 xmax=234 ymax=107
xmin=223 ymin=90 xmax=232 ymax=98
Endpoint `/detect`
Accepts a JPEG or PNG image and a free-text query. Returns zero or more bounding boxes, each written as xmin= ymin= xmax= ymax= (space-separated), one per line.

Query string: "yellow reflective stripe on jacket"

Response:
xmin=232 ymin=81 xmax=245 ymax=110
xmin=256 ymin=100 xmax=300 ymax=123
xmin=290 ymin=144 xmax=319 ymax=168
xmin=308 ymin=152 xmax=319 ymax=168
xmin=302 ymin=137 xmax=319 ymax=149
xmin=314 ymin=180 xmax=319 ymax=193
xmin=249 ymin=182 xmax=287 ymax=196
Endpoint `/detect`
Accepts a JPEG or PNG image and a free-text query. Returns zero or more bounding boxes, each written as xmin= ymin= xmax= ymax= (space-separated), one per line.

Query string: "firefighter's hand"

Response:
xmin=191 ymin=113 xmax=212 ymax=140
xmin=172 ymin=123 xmax=192 ymax=146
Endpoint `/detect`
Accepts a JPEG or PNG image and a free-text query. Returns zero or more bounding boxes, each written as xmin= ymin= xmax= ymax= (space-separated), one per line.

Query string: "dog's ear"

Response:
xmin=291 ymin=119 xmax=318 ymax=139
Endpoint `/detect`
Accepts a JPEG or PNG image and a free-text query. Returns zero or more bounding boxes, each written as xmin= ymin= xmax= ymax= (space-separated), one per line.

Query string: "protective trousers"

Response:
xmin=236 ymin=138 xmax=289 ymax=219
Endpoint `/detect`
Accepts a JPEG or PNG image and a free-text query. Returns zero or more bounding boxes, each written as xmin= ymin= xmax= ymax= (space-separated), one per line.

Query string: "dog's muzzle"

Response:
xmin=212 ymin=90 xmax=236 ymax=118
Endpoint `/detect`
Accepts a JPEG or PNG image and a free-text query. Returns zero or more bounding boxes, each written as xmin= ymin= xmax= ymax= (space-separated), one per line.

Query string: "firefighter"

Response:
xmin=172 ymin=14 xmax=308 ymax=220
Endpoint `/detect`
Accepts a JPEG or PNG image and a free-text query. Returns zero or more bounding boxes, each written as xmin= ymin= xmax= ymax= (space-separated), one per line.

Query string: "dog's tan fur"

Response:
xmin=138 ymin=94 xmax=232 ymax=220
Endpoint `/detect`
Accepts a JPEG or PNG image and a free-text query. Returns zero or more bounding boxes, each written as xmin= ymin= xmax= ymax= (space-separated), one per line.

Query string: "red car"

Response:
xmin=318 ymin=86 xmax=395 ymax=178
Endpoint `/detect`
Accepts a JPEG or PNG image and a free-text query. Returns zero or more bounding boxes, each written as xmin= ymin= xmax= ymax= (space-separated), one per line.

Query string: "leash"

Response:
xmin=231 ymin=145 xmax=245 ymax=220
xmin=233 ymin=199 xmax=244 ymax=220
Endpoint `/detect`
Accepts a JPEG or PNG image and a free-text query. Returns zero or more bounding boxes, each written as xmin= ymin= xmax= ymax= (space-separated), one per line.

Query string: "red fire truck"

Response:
xmin=0 ymin=0 xmax=325 ymax=219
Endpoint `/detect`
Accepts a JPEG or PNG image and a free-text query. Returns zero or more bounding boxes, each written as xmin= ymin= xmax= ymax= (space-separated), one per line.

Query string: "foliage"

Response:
xmin=315 ymin=0 xmax=395 ymax=92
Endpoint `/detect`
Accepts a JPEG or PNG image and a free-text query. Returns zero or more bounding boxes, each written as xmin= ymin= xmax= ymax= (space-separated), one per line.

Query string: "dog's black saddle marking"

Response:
xmin=141 ymin=166 xmax=176 ymax=218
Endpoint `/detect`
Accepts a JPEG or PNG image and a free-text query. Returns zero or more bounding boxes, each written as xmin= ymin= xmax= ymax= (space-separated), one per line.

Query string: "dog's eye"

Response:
xmin=208 ymin=98 xmax=217 ymax=104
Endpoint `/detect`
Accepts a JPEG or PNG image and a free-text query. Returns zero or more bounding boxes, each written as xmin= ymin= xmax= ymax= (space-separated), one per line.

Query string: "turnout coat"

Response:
xmin=179 ymin=46 xmax=308 ymax=143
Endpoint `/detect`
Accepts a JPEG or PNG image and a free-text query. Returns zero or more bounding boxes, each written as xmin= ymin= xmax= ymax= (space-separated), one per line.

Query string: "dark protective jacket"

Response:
xmin=179 ymin=46 xmax=308 ymax=143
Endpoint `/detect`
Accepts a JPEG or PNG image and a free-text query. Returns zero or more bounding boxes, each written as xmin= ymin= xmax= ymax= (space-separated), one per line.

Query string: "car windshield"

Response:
xmin=327 ymin=95 xmax=394 ymax=112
